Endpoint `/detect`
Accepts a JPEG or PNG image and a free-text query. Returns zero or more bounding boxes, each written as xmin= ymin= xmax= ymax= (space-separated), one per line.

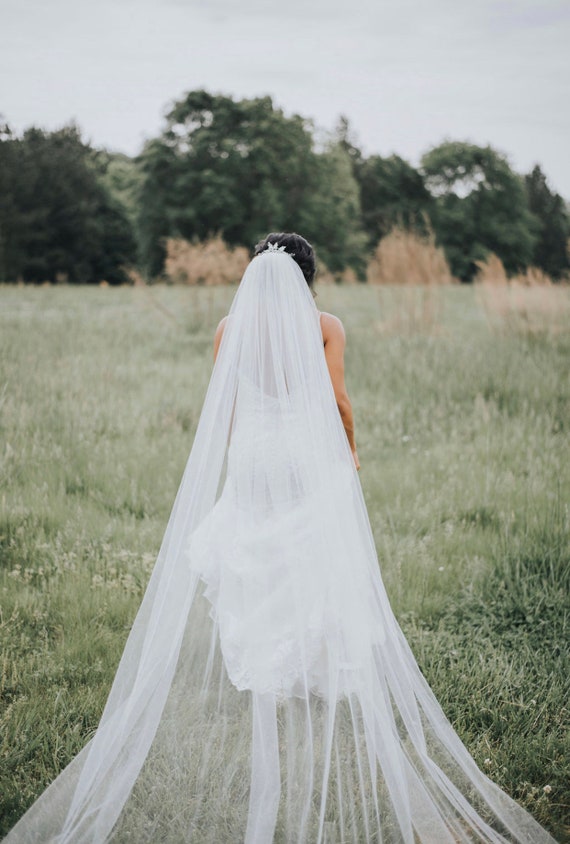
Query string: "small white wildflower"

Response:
xmin=530 ymin=699 xmax=537 ymax=706
xmin=483 ymin=758 xmax=492 ymax=768
xmin=543 ymin=785 xmax=552 ymax=794
xmin=402 ymin=435 xmax=411 ymax=443
xmin=438 ymin=566 xmax=445 ymax=572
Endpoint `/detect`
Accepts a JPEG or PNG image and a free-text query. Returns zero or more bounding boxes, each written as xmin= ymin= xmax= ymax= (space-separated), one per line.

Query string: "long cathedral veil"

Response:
xmin=4 ymin=249 xmax=555 ymax=843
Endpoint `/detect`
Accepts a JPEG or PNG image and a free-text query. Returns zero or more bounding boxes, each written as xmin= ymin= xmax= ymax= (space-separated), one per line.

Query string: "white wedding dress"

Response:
xmin=186 ymin=374 xmax=383 ymax=700
xmin=3 ymin=249 xmax=556 ymax=843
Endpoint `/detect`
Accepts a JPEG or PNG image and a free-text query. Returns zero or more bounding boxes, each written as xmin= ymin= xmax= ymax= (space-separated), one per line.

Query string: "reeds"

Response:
xmin=365 ymin=228 xmax=454 ymax=335
xmin=136 ymin=232 xmax=570 ymax=340
xmin=366 ymin=227 xmax=454 ymax=287
xmin=474 ymin=254 xmax=570 ymax=336
xmin=163 ymin=235 xmax=249 ymax=286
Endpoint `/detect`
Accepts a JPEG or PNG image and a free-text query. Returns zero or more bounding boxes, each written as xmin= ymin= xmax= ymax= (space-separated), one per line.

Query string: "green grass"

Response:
xmin=0 ymin=283 xmax=569 ymax=839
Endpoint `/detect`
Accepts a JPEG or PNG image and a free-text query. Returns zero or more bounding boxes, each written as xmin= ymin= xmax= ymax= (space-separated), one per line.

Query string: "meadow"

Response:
xmin=0 ymin=282 xmax=568 ymax=840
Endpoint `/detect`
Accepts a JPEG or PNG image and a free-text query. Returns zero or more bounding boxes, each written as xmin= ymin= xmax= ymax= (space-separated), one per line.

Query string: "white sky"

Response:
xmin=1 ymin=0 xmax=569 ymax=197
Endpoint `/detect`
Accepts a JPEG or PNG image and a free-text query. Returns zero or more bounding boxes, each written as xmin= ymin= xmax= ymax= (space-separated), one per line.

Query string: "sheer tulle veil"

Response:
xmin=4 ymin=249 xmax=555 ymax=843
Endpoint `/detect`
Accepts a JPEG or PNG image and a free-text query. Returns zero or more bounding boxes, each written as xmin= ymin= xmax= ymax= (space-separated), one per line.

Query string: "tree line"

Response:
xmin=0 ymin=91 xmax=568 ymax=284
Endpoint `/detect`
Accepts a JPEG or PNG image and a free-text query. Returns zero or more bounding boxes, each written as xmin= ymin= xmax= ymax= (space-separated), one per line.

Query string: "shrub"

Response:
xmin=163 ymin=236 xmax=249 ymax=285
xmin=366 ymin=227 xmax=454 ymax=286
xmin=474 ymin=254 xmax=570 ymax=336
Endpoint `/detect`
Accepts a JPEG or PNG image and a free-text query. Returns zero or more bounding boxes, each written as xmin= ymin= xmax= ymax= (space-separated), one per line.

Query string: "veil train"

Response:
xmin=3 ymin=249 xmax=556 ymax=843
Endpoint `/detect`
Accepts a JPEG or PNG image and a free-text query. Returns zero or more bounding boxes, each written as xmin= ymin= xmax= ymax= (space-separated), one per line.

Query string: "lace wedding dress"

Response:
xmin=3 ymin=249 xmax=556 ymax=843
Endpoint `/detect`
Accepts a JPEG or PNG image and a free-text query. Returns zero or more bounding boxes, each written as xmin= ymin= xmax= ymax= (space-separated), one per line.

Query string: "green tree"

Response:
xmin=137 ymin=91 xmax=317 ymax=277
xmin=299 ymin=142 xmax=367 ymax=278
xmin=0 ymin=124 xmax=136 ymax=283
xmin=0 ymin=121 xmax=19 ymax=282
xmin=137 ymin=90 xmax=367 ymax=278
xmin=422 ymin=141 xmax=537 ymax=281
xmin=135 ymin=138 xmax=178 ymax=277
xmin=94 ymin=149 xmax=144 ymax=233
xmin=334 ymin=115 xmax=364 ymax=170
xmin=355 ymin=154 xmax=432 ymax=247
xmin=524 ymin=165 xmax=569 ymax=279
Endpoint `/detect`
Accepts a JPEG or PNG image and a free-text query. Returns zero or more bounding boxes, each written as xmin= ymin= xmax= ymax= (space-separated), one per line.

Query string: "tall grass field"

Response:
xmin=1 ymin=283 xmax=569 ymax=840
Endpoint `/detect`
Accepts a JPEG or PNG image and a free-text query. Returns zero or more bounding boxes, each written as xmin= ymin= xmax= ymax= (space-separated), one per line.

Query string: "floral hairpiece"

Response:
xmin=261 ymin=242 xmax=295 ymax=257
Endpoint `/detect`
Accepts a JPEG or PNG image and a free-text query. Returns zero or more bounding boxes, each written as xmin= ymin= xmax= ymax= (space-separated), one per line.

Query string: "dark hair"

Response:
xmin=254 ymin=232 xmax=317 ymax=288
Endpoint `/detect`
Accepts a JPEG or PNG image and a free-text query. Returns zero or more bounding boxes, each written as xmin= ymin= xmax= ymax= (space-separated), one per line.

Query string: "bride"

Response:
xmin=4 ymin=233 xmax=556 ymax=843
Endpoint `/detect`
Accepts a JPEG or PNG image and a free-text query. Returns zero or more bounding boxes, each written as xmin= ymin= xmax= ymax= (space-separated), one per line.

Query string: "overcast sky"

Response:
xmin=2 ymin=0 xmax=569 ymax=197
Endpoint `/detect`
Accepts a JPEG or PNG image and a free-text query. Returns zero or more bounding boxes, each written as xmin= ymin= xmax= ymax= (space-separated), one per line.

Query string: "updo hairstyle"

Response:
xmin=254 ymin=232 xmax=317 ymax=289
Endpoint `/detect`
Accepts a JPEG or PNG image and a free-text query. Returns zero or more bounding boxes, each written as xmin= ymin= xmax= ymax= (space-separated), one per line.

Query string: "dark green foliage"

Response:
xmin=355 ymin=154 xmax=433 ymax=247
xmin=334 ymin=116 xmax=433 ymax=261
xmin=135 ymin=138 xmax=177 ymax=278
xmin=94 ymin=149 xmax=144 ymax=234
xmin=136 ymin=90 xmax=366 ymax=278
xmin=137 ymin=91 xmax=315 ymax=276
xmin=1 ymin=104 xmax=568 ymax=286
xmin=422 ymin=141 xmax=539 ymax=281
xmin=525 ymin=165 xmax=570 ymax=279
xmin=334 ymin=115 xmax=363 ymax=169
xmin=299 ymin=143 xmax=368 ymax=278
xmin=0 ymin=123 xmax=136 ymax=284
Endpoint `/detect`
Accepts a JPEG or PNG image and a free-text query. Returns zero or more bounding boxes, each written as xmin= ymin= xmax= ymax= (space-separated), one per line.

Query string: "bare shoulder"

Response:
xmin=319 ymin=311 xmax=345 ymax=344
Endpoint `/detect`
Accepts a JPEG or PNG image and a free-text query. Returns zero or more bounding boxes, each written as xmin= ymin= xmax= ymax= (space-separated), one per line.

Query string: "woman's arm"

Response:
xmin=213 ymin=316 xmax=228 ymax=362
xmin=320 ymin=312 xmax=360 ymax=470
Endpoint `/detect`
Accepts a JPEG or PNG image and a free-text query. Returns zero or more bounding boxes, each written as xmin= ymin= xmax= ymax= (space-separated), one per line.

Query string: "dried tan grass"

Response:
xmin=373 ymin=284 xmax=446 ymax=335
xmin=473 ymin=253 xmax=509 ymax=287
xmin=475 ymin=254 xmax=570 ymax=335
xmin=163 ymin=236 xmax=249 ymax=286
xmin=474 ymin=254 xmax=555 ymax=288
xmin=122 ymin=266 xmax=146 ymax=286
xmin=366 ymin=228 xmax=452 ymax=334
xmin=316 ymin=264 xmax=359 ymax=285
xmin=366 ymin=228 xmax=454 ymax=286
